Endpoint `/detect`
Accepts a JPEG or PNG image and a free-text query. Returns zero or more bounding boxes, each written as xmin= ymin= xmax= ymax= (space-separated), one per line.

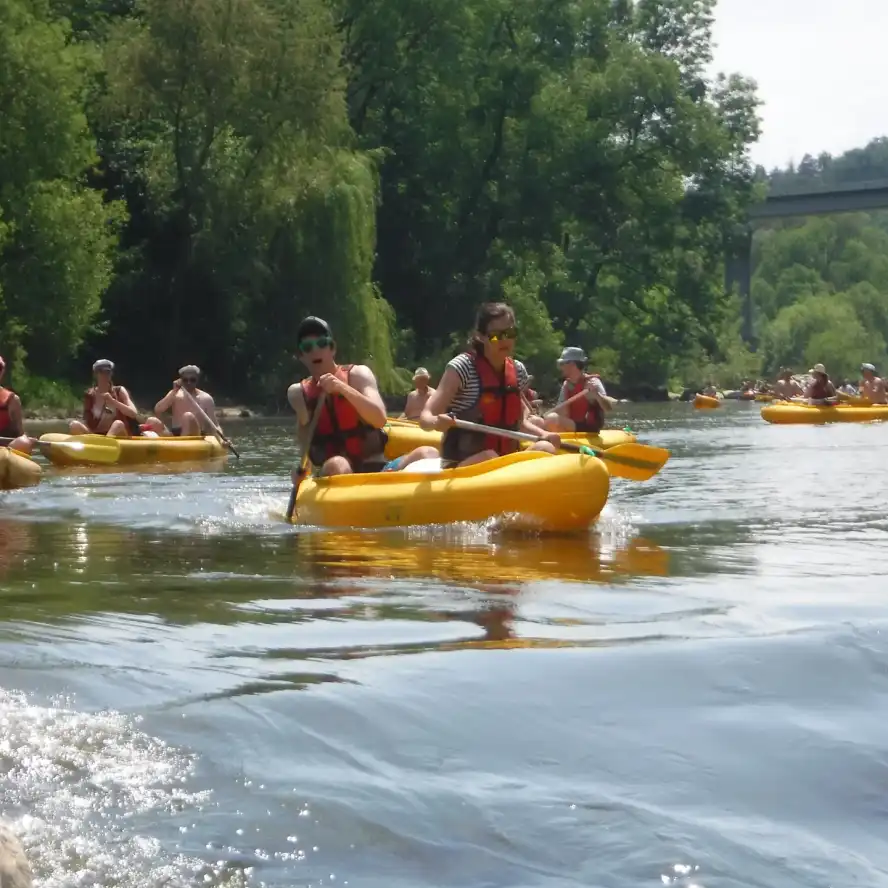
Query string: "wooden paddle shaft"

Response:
xmin=451 ymin=418 xmax=571 ymax=447
xmin=180 ymin=386 xmax=240 ymax=458
xmin=286 ymin=391 xmax=327 ymax=521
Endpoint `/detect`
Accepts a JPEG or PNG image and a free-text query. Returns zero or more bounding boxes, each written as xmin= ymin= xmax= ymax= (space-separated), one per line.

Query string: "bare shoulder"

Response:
xmin=197 ymin=389 xmax=215 ymax=406
xmin=349 ymin=364 xmax=380 ymax=390
xmin=287 ymin=382 xmax=306 ymax=411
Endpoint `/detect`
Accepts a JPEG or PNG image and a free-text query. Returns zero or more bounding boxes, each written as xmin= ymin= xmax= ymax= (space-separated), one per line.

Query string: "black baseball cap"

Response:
xmin=297 ymin=316 xmax=333 ymax=340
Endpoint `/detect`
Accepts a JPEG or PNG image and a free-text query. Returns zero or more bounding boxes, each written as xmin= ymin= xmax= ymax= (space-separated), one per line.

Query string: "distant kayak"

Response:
xmin=0 ymin=448 xmax=41 ymax=490
xmin=761 ymin=402 xmax=888 ymax=424
xmin=694 ymin=394 xmax=721 ymax=409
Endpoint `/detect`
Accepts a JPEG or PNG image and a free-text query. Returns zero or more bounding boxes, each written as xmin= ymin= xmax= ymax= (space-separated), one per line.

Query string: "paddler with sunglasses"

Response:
xmin=288 ymin=317 xmax=437 ymax=477
xmin=419 ymin=302 xmax=560 ymax=467
xmin=145 ymin=365 xmax=221 ymax=436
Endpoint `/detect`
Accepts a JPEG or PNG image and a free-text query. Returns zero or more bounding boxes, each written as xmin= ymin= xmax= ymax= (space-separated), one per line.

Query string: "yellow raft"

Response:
xmin=694 ymin=394 xmax=721 ymax=409
xmin=38 ymin=433 xmax=227 ymax=466
xmin=0 ymin=448 xmax=42 ymax=490
xmin=382 ymin=422 xmax=635 ymax=459
xmin=291 ymin=450 xmax=610 ymax=532
xmin=761 ymin=402 xmax=888 ymax=424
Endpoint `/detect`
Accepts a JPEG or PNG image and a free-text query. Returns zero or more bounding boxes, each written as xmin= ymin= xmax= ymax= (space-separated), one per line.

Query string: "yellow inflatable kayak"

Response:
xmin=291 ymin=450 xmax=610 ymax=532
xmin=694 ymin=394 xmax=721 ymax=409
xmin=383 ymin=422 xmax=635 ymax=459
xmin=761 ymin=402 xmax=888 ymax=424
xmin=38 ymin=433 xmax=227 ymax=466
xmin=0 ymin=448 xmax=41 ymax=490
xmin=754 ymin=393 xmax=775 ymax=402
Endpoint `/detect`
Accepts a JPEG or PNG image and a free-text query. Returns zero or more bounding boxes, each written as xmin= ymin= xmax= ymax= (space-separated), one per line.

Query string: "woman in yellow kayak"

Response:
xmin=70 ymin=359 xmax=142 ymax=437
xmin=0 ymin=355 xmax=33 ymax=454
xmin=419 ymin=302 xmax=560 ymax=467
xmin=805 ymin=363 xmax=837 ymax=403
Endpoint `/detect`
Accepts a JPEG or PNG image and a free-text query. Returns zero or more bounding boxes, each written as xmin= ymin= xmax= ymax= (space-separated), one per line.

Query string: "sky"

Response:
xmin=710 ymin=0 xmax=888 ymax=171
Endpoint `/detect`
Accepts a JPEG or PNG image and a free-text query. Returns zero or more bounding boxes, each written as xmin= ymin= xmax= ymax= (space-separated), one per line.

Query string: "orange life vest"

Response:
xmin=563 ymin=373 xmax=604 ymax=433
xmin=471 ymin=354 xmax=523 ymax=455
xmin=0 ymin=387 xmax=15 ymax=437
xmin=301 ymin=365 xmax=384 ymax=468
xmin=83 ymin=385 xmax=141 ymax=435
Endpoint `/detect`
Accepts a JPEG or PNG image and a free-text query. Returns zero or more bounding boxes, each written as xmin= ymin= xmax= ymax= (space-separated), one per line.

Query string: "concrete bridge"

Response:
xmin=726 ymin=179 xmax=888 ymax=342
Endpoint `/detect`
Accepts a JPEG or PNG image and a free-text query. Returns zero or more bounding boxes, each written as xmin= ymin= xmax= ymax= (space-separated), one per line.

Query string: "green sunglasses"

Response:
xmin=486 ymin=327 xmax=518 ymax=343
xmin=298 ymin=335 xmax=334 ymax=354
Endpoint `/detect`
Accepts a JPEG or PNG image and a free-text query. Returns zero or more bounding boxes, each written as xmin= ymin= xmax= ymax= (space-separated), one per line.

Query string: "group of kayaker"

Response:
xmin=772 ymin=362 xmax=888 ymax=404
xmin=0 ymin=357 xmax=222 ymax=455
xmin=287 ymin=303 xmax=617 ymax=478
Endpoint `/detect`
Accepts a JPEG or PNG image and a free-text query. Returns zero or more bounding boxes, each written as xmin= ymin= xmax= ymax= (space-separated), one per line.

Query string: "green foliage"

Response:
xmin=16 ymin=374 xmax=82 ymax=414
xmin=0 ymin=0 xmax=123 ymax=376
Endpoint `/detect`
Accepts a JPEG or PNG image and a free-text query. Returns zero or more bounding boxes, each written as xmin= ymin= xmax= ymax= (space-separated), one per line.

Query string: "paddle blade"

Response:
xmin=43 ymin=435 xmax=121 ymax=465
xmin=564 ymin=441 xmax=669 ymax=481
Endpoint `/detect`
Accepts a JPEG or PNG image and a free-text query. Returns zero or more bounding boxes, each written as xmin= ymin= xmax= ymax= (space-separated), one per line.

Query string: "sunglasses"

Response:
xmin=486 ymin=327 xmax=517 ymax=343
xmin=298 ymin=335 xmax=333 ymax=354
xmin=181 ymin=377 xmax=198 ymax=384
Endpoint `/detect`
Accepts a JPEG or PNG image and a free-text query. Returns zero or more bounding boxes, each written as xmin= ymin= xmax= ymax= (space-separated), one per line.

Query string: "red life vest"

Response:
xmin=301 ymin=365 xmax=383 ymax=468
xmin=472 ymin=354 xmax=523 ymax=455
xmin=83 ymin=385 xmax=140 ymax=434
xmin=563 ymin=373 xmax=604 ymax=433
xmin=0 ymin=387 xmax=15 ymax=437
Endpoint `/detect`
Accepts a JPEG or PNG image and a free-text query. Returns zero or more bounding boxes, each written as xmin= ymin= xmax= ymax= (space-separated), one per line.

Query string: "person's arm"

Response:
xmin=200 ymin=393 xmax=221 ymax=430
xmin=155 ymin=383 xmax=179 ymax=415
xmin=420 ymin=367 xmax=462 ymax=431
xmin=318 ymin=364 xmax=386 ymax=428
xmin=585 ymin=377 xmax=614 ymax=412
xmin=108 ymin=387 xmax=139 ymax=419
xmin=7 ymin=394 xmax=24 ymax=437
xmin=287 ymin=383 xmax=309 ymax=427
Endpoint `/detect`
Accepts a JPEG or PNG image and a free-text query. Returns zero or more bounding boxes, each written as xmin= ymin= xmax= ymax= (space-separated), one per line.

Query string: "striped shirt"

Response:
xmin=446 ymin=352 xmax=530 ymax=416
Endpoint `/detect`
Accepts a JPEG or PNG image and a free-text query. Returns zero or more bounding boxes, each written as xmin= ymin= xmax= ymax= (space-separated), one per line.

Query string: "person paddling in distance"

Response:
xmin=773 ymin=367 xmax=803 ymax=401
xmin=288 ymin=316 xmax=436 ymax=478
xmin=859 ymin=363 xmax=888 ymax=404
xmin=70 ymin=359 xmax=142 ymax=437
xmin=400 ymin=367 xmax=436 ymax=420
xmin=0 ymin=356 xmax=33 ymax=454
xmin=542 ymin=347 xmax=614 ymax=433
xmin=144 ymin=365 xmax=221 ymax=436
xmin=419 ymin=302 xmax=560 ymax=467
xmin=805 ymin=363 xmax=837 ymax=403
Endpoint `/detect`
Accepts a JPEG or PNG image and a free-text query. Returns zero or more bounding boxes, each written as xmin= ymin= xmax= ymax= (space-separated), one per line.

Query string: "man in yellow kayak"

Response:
xmin=420 ymin=301 xmax=560 ymax=467
xmin=542 ymin=347 xmax=614 ymax=433
xmin=70 ymin=359 xmax=142 ymax=437
xmin=400 ymin=367 xmax=436 ymax=420
xmin=805 ymin=363 xmax=837 ymax=403
xmin=773 ymin=368 xmax=803 ymax=400
xmin=288 ymin=316 xmax=436 ymax=477
xmin=860 ymin=363 xmax=888 ymax=404
xmin=144 ymin=365 xmax=222 ymax=436
xmin=0 ymin=356 xmax=33 ymax=454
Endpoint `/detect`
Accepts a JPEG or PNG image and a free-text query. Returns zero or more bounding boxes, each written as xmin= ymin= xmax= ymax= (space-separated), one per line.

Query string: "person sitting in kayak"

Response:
xmin=70 ymin=359 xmax=142 ymax=437
xmin=0 ymin=356 xmax=33 ymax=455
xmin=543 ymin=347 xmax=614 ymax=433
xmin=773 ymin=368 xmax=803 ymax=400
xmin=837 ymin=379 xmax=858 ymax=396
xmin=288 ymin=316 xmax=436 ymax=477
xmin=805 ymin=363 xmax=836 ymax=403
xmin=859 ymin=363 xmax=887 ymax=404
xmin=701 ymin=383 xmax=718 ymax=397
xmin=144 ymin=365 xmax=222 ymax=436
xmin=399 ymin=367 xmax=436 ymax=420
xmin=419 ymin=302 xmax=560 ymax=467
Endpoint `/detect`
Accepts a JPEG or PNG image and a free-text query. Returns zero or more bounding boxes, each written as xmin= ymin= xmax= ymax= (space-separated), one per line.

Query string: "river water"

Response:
xmin=1 ymin=403 xmax=887 ymax=887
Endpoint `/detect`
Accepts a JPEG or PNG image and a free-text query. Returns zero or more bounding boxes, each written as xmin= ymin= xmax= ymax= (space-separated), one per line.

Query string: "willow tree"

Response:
xmin=0 ymin=0 xmax=123 ymax=379
xmin=99 ymin=0 xmax=395 ymax=396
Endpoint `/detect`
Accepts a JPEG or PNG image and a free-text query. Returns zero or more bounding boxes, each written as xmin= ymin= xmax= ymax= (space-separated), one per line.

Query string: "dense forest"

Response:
xmin=1 ymin=0 xmax=762 ymax=407
xmin=747 ymin=139 xmax=888 ymax=384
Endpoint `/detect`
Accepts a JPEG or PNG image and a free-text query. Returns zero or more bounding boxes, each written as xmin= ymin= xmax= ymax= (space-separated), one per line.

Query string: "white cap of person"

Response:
xmin=92 ymin=358 xmax=115 ymax=372
xmin=413 ymin=366 xmax=430 ymax=381
xmin=809 ymin=363 xmax=827 ymax=376
xmin=557 ymin=346 xmax=588 ymax=365
xmin=861 ymin=362 xmax=876 ymax=373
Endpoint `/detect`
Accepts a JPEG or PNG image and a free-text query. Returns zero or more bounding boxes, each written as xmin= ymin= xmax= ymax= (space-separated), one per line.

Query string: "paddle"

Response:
xmin=286 ymin=392 xmax=326 ymax=521
xmin=179 ymin=386 xmax=240 ymax=458
xmin=2 ymin=435 xmax=121 ymax=465
xmin=449 ymin=418 xmax=668 ymax=481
